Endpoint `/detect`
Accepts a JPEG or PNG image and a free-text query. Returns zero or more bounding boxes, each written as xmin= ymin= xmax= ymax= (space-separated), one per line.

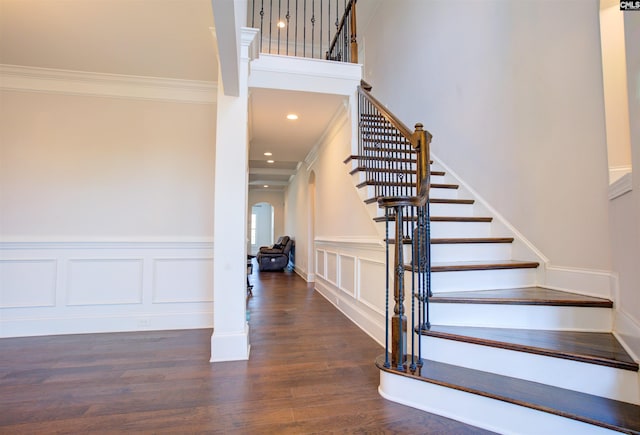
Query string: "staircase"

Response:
xmin=345 ymin=85 xmax=640 ymax=434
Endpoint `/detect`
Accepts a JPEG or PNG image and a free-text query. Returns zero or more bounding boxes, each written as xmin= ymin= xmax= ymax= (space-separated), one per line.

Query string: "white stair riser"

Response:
xmin=430 ymin=203 xmax=475 ymax=217
xmin=430 ymin=221 xmax=492 ymax=238
xmin=421 ymin=336 xmax=640 ymax=404
xmin=430 ymin=303 xmax=613 ymax=331
xmin=431 ymin=267 xmax=537 ymax=292
xmin=400 ymin=243 xmax=512 ymax=263
xmin=431 ymin=243 xmax=512 ymax=262
xmin=430 ymin=187 xmax=459 ymax=200
xmin=379 ymin=371 xmax=622 ymax=435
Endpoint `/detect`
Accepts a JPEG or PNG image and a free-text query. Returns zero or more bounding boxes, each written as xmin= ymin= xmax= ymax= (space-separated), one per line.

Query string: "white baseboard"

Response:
xmin=543 ymin=265 xmax=613 ymax=299
xmin=315 ymin=278 xmax=384 ymax=347
xmin=210 ymin=323 xmax=250 ymax=362
xmin=1 ymin=311 xmax=212 ymax=338
xmin=614 ymin=309 xmax=640 ymax=363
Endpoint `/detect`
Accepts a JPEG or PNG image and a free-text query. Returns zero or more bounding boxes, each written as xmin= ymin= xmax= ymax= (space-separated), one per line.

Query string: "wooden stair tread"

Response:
xmin=424 ymin=260 xmax=540 ymax=272
xmin=375 ymin=356 xmax=640 ymax=434
xmin=363 ymin=145 xmax=416 ymax=154
xmin=388 ymin=237 xmax=514 ymax=245
xmin=430 ymin=287 xmax=613 ymax=307
xmin=431 ymin=216 xmax=493 ymax=222
xmin=373 ymin=215 xmax=493 ymax=223
xmin=423 ymin=325 xmax=639 ymax=371
xmin=344 ymin=155 xmax=432 ymax=164
xmin=367 ymin=197 xmax=473 ymax=206
xmin=349 ymin=166 xmax=446 ymax=177
xmin=357 ymin=180 xmax=457 ymax=189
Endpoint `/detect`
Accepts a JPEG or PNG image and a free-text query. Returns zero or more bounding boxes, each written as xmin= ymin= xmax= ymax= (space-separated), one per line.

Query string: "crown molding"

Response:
xmin=0 ymin=64 xmax=217 ymax=104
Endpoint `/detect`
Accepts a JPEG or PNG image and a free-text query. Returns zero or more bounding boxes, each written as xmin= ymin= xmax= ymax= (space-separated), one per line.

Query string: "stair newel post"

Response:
xmin=413 ymin=124 xmax=433 ymax=361
xmin=392 ymin=204 xmax=406 ymax=370
xmin=383 ymin=206 xmax=391 ymax=369
xmin=349 ymin=0 xmax=358 ymax=63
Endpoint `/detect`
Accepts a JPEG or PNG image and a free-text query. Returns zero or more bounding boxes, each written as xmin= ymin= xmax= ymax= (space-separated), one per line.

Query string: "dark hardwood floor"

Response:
xmin=0 ymin=267 xmax=492 ymax=434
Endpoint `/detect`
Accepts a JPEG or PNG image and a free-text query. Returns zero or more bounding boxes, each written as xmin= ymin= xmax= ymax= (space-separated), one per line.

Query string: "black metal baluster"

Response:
xmin=269 ymin=0 xmax=273 ymax=53
xmin=311 ymin=0 xmax=315 ymax=58
xmin=286 ymin=0 xmax=290 ymax=55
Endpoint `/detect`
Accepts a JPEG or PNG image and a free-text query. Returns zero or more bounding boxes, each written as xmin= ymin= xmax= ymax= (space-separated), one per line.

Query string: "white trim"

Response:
xmin=614 ymin=309 xmax=640 ymax=363
xmin=210 ymin=323 xmax=250 ymax=362
xmin=1 ymin=311 xmax=213 ymax=338
xmin=379 ymin=371 xmax=619 ymax=435
xmin=315 ymin=278 xmax=385 ymax=346
xmin=609 ymin=171 xmax=633 ymax=200
xmin=544 ymin=265 xmax=613 ymax=299
xmin=0 ymin=64 xmax=217 ymax=103
xmin=0 ymin=239 xmax=213 ymax=250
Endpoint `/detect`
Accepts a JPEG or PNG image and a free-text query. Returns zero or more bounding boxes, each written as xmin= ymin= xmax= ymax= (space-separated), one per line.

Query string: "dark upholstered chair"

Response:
xmin=257 ymin=236 xmax=294 ymax=271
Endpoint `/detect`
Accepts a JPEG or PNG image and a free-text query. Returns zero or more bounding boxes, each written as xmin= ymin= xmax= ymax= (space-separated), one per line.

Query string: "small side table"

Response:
xmin=247 ymin=255 xmax=255 ymax=296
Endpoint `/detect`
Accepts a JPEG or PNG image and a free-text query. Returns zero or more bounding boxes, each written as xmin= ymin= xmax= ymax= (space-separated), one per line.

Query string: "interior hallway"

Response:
xmin=0 ymin=265 xmax=492 ymax=434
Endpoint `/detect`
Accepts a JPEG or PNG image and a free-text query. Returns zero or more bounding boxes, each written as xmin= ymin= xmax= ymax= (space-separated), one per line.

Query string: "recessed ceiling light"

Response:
xmin=264 ymin=152 xmax=273 ymax=156
xmin=286 ymin=114 xmax=299 ymax=120
xmin=277 ymin=21 xmax=286 ymax=28
xmin=267 ymin=160 xmax=275 ymax=164
xmin=264 ymin=184 xmax=269 ymax=188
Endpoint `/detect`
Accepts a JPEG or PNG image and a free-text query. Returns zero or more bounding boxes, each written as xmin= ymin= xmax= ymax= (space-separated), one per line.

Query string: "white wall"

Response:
xmin=0 ymin=90 xmax=215 ymax=239
xmin=609 ymin=11 xmax=640 ymax=359
xmin=362 ymin=0 xmax=611 ymax=271
xmin=285 ymin=107 xmax=379 ymax=280
xmin=0 ymin=88 xmax=216 ymax=337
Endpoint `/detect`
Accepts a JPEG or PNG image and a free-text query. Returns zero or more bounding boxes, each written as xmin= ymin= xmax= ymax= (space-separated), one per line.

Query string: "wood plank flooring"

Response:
xmin=0 ymin=267 xmax=492 ymax=434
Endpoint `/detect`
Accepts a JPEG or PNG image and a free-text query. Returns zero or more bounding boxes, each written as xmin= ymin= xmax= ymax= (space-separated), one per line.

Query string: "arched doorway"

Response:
xmin=250 ymin=202 xmax=274 ymax=255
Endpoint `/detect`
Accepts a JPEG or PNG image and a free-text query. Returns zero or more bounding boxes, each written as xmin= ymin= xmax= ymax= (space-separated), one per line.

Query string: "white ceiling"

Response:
xmin=0 ymin=0 xmax=378 ymax=192
xmin=249 ymin=88 xmax=346 ymax=189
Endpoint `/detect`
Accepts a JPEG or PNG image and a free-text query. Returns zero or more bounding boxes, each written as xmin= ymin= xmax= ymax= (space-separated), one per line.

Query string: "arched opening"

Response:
xmin=307 ymin=171 xmax=316 ymax=281
xmin=250 ymin=202 xmax=274 ymax=255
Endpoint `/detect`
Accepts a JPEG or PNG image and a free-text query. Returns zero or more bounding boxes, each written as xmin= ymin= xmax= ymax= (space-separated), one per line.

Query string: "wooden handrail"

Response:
xmin=327 ymin=0 xmax=358 ymax=63
xmin=359 ymin=86 xmax=415 ymax=143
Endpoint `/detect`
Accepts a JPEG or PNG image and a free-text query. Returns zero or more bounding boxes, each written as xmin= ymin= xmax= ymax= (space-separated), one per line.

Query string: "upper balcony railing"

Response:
xmin=248 ymin=0 xmax=357 ymax=63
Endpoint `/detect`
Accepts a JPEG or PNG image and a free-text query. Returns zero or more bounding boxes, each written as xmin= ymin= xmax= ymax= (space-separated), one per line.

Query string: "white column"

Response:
xmin=210 ymin=28 xmax=259 ymax=362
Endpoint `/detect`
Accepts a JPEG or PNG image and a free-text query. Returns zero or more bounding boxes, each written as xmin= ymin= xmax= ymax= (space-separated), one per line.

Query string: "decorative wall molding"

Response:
xmin=609 ymin=171 xmax=633 ymax=200
xmin=0 ymin=64 xmax=217 ymax=103
xmin=0 ymin=240 xmax=214 ymax=337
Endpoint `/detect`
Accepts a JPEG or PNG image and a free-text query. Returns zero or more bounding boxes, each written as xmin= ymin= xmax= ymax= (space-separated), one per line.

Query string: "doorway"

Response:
xmin=251 ymin=202 xmax=274 ymax=255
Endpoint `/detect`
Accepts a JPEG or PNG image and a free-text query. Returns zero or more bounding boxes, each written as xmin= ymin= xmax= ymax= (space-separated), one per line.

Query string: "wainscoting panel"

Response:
xmin=339 ymin=254 xmax=356 ymax=297
xmin=67 ymin=259 xmax=144 ymax=306
xmin=316 ymin=249 xmax=326 ymax=279
xmin=0 ymin=241 xmax=214 ymax=337
xmin=326 ymin=251 xmax=338 ymax=286
xmin=313 ymin=238 xmax=386 ymax=345
xmin=153 ymin=258 xmax=213 ymax=303
xmin=358 ymin=257 xmax=386 ymax=315
xmin=0 ymin=259 xmax=57 ymax=308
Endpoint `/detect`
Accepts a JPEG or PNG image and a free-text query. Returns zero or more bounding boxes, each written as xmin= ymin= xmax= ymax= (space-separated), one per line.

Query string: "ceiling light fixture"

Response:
xmin=286 ymin=114 xmax=299 ymax=120
xmin=277 ymin=21 xmax=286 ymax=28
xmin=267 ymin=160 xmax=275 ymax=164
xmin=264 ymin=185 xmax=269 ymax=188
xmin=264 ymin=152 xmax=273 ymax=156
